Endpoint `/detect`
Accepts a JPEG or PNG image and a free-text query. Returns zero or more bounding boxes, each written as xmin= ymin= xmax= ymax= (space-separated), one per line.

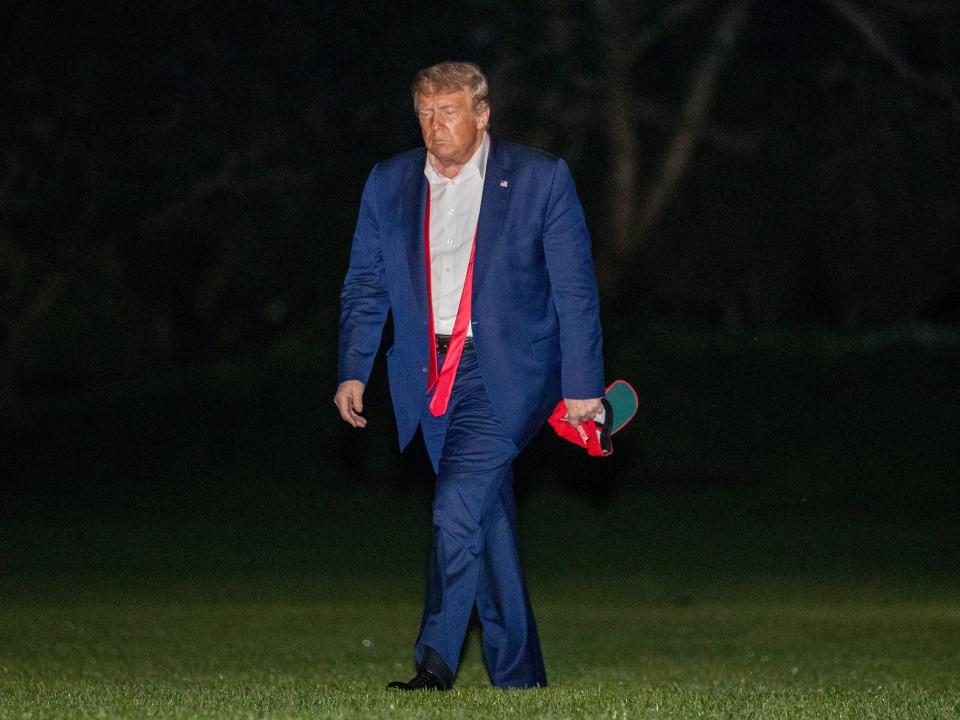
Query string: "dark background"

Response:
xmin=2 ymin=0 xmax=959 ymax=591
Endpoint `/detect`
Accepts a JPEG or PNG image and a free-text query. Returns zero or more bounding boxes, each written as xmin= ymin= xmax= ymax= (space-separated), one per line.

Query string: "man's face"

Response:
xmin=416 ymin=88 xmax=489 ymax=169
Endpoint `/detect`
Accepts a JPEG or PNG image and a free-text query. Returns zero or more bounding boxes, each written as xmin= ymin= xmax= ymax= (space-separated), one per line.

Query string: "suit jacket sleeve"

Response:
xmin=541 ymin=158 xmax=605 ymax=399
xmin=337 ymin=165 xmax=389 ymax=385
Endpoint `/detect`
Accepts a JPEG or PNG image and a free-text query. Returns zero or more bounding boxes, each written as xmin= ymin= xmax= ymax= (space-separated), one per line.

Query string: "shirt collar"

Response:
xmin=424 ymin=132 xmax=489 ymax=183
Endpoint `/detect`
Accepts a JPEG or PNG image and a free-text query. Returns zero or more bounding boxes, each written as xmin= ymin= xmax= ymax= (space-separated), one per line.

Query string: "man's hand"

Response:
xmin=334 ymin=380 xmax=368 ymax=428
xmin=563 ymin=397 xmax=603 ymax=428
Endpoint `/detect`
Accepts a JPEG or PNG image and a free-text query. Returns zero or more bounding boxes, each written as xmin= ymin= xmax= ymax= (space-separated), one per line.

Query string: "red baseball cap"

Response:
xmin=547 ymin=380 xmax=638 ymax=457
xmin=547 ymin=400 xmax=611 ymax=456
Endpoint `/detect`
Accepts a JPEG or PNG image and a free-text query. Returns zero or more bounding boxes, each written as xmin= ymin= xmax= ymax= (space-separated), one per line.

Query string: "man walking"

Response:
xmin=334 ymin=61 xmax=605 ymax=690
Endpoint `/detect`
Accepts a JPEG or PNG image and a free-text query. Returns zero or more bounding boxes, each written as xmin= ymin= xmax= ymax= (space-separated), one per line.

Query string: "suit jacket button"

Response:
xmin=421 ymin=366 xmax=428 ymax=373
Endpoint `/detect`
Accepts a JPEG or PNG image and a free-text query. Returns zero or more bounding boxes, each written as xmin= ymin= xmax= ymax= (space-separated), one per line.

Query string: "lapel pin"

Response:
xmin=500 ymin=180 xmax=509 ymax=188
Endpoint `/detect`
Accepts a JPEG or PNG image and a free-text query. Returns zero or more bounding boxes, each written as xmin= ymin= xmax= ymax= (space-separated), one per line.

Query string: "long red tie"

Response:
xmin=423 ymin=187 xmax=477 ymax=416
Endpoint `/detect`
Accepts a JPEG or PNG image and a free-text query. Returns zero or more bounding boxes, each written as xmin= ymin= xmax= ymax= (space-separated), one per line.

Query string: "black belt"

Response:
xmin=436 ymin=334 xmax=474 ymax=354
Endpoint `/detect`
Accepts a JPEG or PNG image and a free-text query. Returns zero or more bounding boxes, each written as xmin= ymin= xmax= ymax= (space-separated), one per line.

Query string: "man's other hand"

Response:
xmin=334 ymin=380 xmax=368 ymax=428
xmin=563 ymin=397 xmax=603 ymax=428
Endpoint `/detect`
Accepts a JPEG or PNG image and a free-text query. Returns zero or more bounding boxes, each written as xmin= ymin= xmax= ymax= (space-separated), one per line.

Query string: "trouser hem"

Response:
xmin=418 ymin=645 xmax=455 ymax=688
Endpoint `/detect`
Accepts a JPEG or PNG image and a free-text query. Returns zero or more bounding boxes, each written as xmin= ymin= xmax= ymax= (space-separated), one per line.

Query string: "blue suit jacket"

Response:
xmin=338 ymin=138 xmax=605 ymax=450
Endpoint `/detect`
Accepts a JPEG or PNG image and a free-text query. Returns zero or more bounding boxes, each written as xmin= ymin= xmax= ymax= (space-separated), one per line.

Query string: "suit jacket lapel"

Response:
xmin=401 ymin=150 xmax=429 ymax=318
xmin=474 ymin=137 xmax=512 ymax=305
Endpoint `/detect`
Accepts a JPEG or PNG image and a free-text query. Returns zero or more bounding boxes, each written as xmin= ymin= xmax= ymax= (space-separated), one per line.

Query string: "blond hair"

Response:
xmin=411 ymin=61 xmax=490 ymax=112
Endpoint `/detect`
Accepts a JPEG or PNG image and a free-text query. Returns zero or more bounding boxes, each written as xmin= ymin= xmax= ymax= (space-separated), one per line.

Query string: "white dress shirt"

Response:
xmin=424 ymin=132 xmax=489 ymax=337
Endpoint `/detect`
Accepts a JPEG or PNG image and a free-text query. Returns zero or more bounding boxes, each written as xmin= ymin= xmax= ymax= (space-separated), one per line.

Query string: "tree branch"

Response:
xmin=823 ymin=0 xmax=959 ymax=117
xmin=630 ymin=0 xmax=711 ymax=64
xmin=633 ymin=96 xmax=760 ymax=154
xmin=635 ymin=0 xmax=755 ymax=247
xmin=595 ymin=0 xmax=642 ymax=261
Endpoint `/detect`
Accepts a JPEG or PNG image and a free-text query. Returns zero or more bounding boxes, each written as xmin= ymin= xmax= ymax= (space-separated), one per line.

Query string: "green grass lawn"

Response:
xmin=2 ymin=578 xmax=959 ymax=719
xmin=3 ymin=326 xmax=959 ymax=717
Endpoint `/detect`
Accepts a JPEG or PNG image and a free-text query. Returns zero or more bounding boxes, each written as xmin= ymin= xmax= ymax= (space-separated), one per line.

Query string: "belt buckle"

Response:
xmin=435 ymin=335 xmax=470 ymax=354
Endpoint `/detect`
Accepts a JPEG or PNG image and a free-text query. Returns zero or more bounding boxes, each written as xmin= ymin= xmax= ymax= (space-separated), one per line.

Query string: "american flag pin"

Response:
xmin=500 ymin=180 xmax=509 ymax=188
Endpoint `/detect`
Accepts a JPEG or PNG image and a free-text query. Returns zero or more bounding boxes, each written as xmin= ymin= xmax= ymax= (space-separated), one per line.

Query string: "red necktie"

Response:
xmin=423 ymin=186 xmax=477 ymax=416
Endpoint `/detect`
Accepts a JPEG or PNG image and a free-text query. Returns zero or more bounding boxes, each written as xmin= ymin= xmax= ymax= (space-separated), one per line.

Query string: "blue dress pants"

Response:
xmin=414 ymin=347 xmax=548 ymax=688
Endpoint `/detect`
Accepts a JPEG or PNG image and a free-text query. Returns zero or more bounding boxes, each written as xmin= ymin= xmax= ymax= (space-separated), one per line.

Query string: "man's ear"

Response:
xmin=476 ymin=104 xmax=490 ymax=129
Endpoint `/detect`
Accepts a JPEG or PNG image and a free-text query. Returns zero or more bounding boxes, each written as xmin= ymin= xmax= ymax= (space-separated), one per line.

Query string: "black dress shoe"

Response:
xmin=386 ymin=668 xmax=449 ymax=691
